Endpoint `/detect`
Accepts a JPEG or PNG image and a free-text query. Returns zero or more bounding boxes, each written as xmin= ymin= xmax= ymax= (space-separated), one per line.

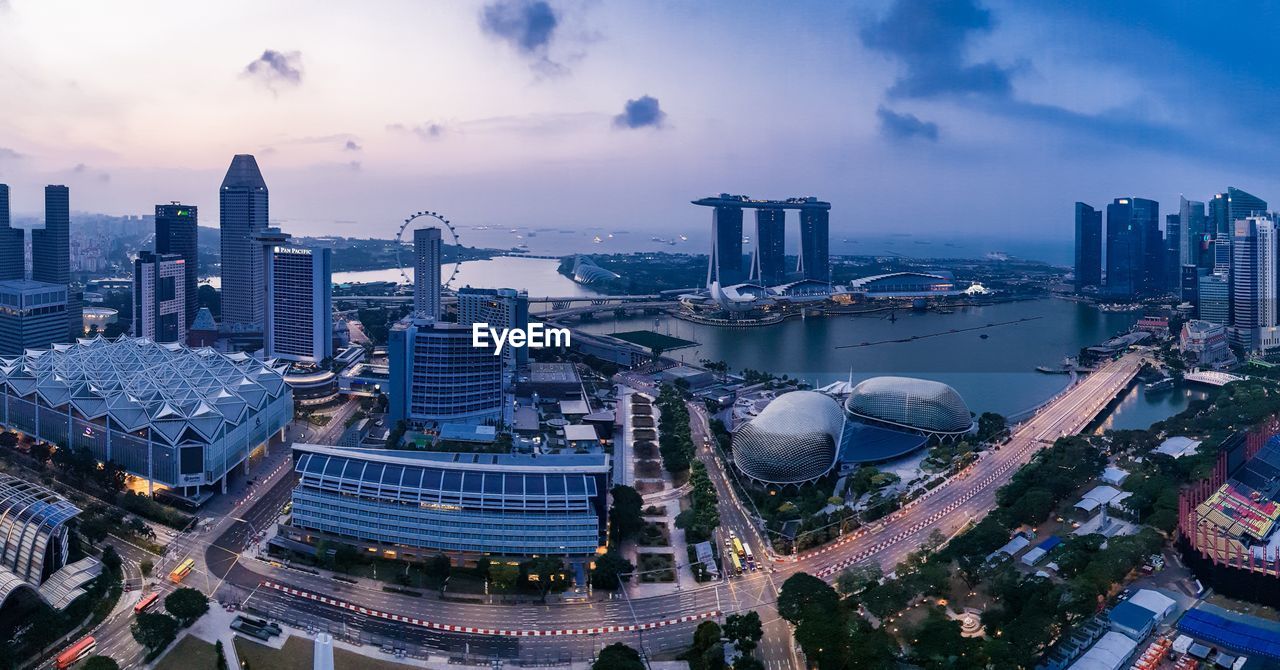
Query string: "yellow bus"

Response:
xmin=732 ymin=537 xmax=745 ymax=558
xmin=728 ymin=551 xmax=743 ymax=575
xmin=169 ymin=558 xmax=195 ymax=584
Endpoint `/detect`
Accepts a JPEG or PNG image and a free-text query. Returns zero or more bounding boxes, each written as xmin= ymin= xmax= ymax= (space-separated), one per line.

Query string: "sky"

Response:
xmin=2 ymin=0 xmax=1280 ymax=248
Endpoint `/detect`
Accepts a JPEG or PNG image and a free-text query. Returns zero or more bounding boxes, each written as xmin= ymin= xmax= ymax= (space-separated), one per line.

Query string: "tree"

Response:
xmin=0 ymin=431 xmax=17 ymax=448
xmin=692 ymin=620 xmax=723 ymax=654
xmin=836 ymin=562 xmax=883 ymax=597
xmin=976 ymin=412 xmax=1008 ymax=443
xmin=590 ymin=551 xmax=633 ymax=590
xmin=424 ymin=554 xmax=452 ymax=582
xmin=489 ymin=562 xmax=519 ymax=592
xmin=164 ymin=587 xmax=210 ymax=627
xmin=28 ymin=440 xmax=52 ymax=464
xmin=99 ymin=460 xmax=127 ymax=497
xmin=333 ymin=543 xmax=361 ymax=573
xmin=793 ymin=604 xmax=850 ymax=670
xmin=215 ymin=640 xmax=229 ymax=670
xmin=723 ymin=611 xmax=763 ymax=654
xmin=594 ymin=642 xmax=645 ymax=670
xmin=101 ymin=545 xmax=123 ymax=579
xmin=140 ymin=559 xmax=154 ymax=578
xmin=84 ymin=657 xmax=121 ymax=670
xmin=197 ymin=284 xmax=221 ymax=318
xmin=525 ymin=556 xmax=565 ymax=600
xmin=777 ymin=572 xmax=839 ymax=626
xmin=131 ymin=612 xmax=179 ymax=652
xmin=610 ymin=485 xmax=645 ymax=542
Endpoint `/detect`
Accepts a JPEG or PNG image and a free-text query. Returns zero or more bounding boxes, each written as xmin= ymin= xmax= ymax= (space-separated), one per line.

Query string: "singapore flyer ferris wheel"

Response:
xmin=395 ymin=210 xmax=463 ymax=290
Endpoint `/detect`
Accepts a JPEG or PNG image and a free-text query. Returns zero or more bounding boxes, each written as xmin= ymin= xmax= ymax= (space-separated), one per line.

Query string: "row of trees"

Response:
xmin=684 ymin=612 xmax=765 ymax=669
xmin=656 ymin=385 xmax=695 ymax=473
xmin=131 ymin=588 xmax=210 ymax=661
xmin=675 ymin=461 xmax=720 ymax=544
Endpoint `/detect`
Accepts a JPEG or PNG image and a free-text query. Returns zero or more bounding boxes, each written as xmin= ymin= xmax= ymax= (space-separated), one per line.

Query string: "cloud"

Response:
xmin=344 ymin=140 xmax=362 ymax=152
xmin=347 ymin=161 xmax=361 ymax=172
xmin=72 ymin=163 xmax=110 ymax=183
xmin=480 ymin=0 xmax=566 ymax=73
xmin=876 ymin=106 xmax=939 ymax=142
xmin=860 ymin=0 xmax=1013 ymax=99
xmin=242 ymin=49 xmax=304 ymax=91
xmin=0 ymin=147 xmax=22 ymax=160
xmin=613 ymin=95 xmax=666 ymax=130
xmin=388 ymin=122 xmax=445 ymax=141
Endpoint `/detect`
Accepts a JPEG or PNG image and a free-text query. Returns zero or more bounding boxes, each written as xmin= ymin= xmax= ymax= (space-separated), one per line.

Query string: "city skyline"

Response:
xmin=1 ymin=1 xmax=1280 ymax=245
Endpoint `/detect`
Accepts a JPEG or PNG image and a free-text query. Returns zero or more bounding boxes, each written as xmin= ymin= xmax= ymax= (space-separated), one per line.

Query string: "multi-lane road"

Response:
xmin=52 ymin=354 xmax=1142 ymax=669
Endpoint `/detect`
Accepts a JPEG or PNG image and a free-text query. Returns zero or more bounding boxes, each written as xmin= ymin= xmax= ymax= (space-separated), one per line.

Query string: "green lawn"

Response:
xmin=236 ymin=635 xmax=418 ymax=670
xmin=155 ymin=635 xmax=219 ymax=670
xmin=610 ymin=330 xmax=698 ymax=351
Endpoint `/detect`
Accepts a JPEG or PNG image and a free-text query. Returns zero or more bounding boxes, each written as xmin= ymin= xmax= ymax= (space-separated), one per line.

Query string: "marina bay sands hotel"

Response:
xmin=692 ymin=194 xmax=831 ymax=289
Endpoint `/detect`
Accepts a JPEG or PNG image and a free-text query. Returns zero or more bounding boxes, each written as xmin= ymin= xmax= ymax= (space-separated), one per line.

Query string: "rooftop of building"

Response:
xmin=528 ymin=362 xmax=579 ymax=384
xmin=0 ymin=336 xmax=290 ymax=443
xmin=0 ymin=278 xmax=67 ymax=292
xmin=294 ymin=443 xmax=609 ymax=473
xmin=691 ymin=194 xmax=831 ymax=209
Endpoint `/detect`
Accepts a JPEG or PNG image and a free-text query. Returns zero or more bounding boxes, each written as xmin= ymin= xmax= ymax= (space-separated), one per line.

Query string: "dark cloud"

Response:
xmin=480 ymin=0 xmax=568 ymax=74
xmin=481 ymin=0 xmax=558 ymax=55
xmin=242 ymin=50 xmax=303 ymax=91
xmin=860 ymin=0 xmax=1012 ymax=99
xmin=388 ymin=122 xmax=445 ymax=141
xmin=344 ymin=140 xmax=362 ymax=152
xmin=0 ymin=147 xmax=22 ymax=160
xmin=876 ymin=106 xmax=939 ymax=142
xmin=613 ymin=96 xmax=666 ymax=130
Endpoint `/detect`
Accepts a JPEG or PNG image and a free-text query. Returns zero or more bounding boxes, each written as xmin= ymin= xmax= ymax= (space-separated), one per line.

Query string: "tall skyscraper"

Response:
xmin=1211 ymin=187 xmax=1268 ymax=238
xmin=1179 ymin=196 xmax=1207 ymax=268
xmin=1181 ymin=265 xmax=1201 ymax=306
xmin=1214 ymin=239 xmax=1233 ymax=275
xmin=1073 ymin=202 xmax=1102 ymax=291
xmin=219 ymin=155 xmax=269 ymax=333
xmin=133 ymin=251 xmax=186 ymax=343
xmin=265 ymin=244 xmax=333 ymax=363
xmin=1230 ymin=216 xmax=1280 ymax=353
xmin=1104 ymin=197 xmax=1160 ymax=299
xmin=707 ymin=202 xmax=745 ymax=288
xmin=1164 ymin=213 xmax=1181 ymax=291
xmin=457 ymin=287 xmax=530 ymax=367
xmin=413 ymin=227 xmax=442 ymax=319
xmin=797 ymin=204 xmax=831 ymax=283
xmin=750 ymin=209 xmax=785 ymax=286
xmin=155 ymin=203 xmax=199 ymax=329
xmin=0 ymin=185 xmax=21 ymax=282
xmin=388 ymin=318 xmax=504 ymax=428
xmin=32 ymin=185 xmax=69 ymax=286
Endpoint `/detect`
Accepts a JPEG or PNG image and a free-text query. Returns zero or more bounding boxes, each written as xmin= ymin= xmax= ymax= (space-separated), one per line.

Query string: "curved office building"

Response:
xmin=285 ymin=444 xmax=610 ymax=560
xmin=0 ymin=474 xmax=99 ymax=610
xmin=844 ymin=376 xmax=973 ymax=437
xmin=732 ymin=391 xmax=843 ymax=486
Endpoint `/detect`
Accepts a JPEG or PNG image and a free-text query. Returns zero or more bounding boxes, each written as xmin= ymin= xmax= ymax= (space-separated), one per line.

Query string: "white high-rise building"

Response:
xmin=133 ymin=251 xmax=186 ymax=343
xmin=457 ymin=287 xmax=530 ymax=367
xmin=1230 ymin=216 xmax=1280 ymax=353
xmin=413 ymin=227 xmax=442 ymax=320
xmin=264 ymin=243 xmax=332 ymax=363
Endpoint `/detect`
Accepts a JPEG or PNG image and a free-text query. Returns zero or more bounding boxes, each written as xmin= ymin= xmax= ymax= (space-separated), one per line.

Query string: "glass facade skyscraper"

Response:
xmin=1104 ymin=197 xmax=1160 ymax=299
xmin=751 ymin=208 xmax=785 ymax=285
xmin=155 ymin=203 xmax=198 ymax=330
xmin=388 ymin=318 xmax=504 ymax=428
xmin=218 ymin=155 xmax=269 ymax=333
xmin=0 ymin=185 xmax=21 ymax=282
xmin=32 ymin=185 xmax=69 ymax=286
xmin=1074 ymin=202 xmax=1102 ymax=291
xmin=1230 ymin=216 xmax=1279 ymax=353
xmin=708 ymin=204 xmax=745 ymax=287
xmin=798 ymin=206 xmax=830 ymax=283
xmin=1179 ymin=196 xmax=1208 ymax=268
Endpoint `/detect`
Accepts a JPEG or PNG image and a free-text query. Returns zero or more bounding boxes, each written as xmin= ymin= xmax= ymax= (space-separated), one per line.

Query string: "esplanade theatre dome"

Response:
xmin=844 ymin=376 xmax=973 ymax=436
xmin=732 ymin=391 xmax=843 ymax=486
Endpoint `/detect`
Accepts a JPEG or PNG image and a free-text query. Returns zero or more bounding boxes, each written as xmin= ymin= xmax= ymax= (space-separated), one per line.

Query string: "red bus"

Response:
xmin=55 ymin=636 xmax=95 ymax=670
xmin=134 ymin=591 xmax=160 ymax=614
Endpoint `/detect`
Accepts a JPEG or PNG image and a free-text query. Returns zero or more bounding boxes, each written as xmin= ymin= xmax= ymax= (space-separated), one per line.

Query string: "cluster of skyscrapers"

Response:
xmin=0 ymin=185 xmax=79 ymax=356
xmin=1073 ymin=187 xmax=1280 ymax=353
